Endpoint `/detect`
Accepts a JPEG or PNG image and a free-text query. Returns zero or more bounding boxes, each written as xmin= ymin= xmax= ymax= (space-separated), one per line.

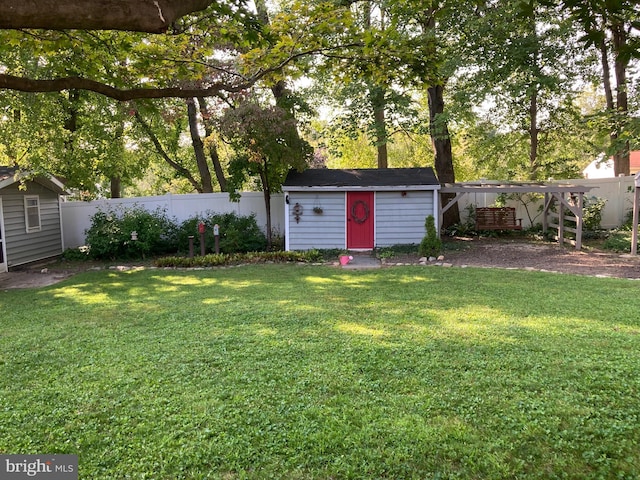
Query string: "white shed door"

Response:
xmin=0 ymin=198 xmax=6 ymax=273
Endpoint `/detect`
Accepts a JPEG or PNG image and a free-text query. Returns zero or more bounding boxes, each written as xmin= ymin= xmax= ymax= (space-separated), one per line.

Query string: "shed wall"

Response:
xmin=287 ymin=192 xmax=345 ymax=250
xmin=375 ymin=191 xmax=434 ymax=246
xmin=1 ymin=182 xmax=63 ymax=267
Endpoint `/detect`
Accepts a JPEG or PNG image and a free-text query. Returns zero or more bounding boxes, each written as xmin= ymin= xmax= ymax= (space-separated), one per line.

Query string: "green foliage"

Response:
xmin=154 ymin=250 xmax=322 ymax=267
xmin=175 ymin=211 xmax=267 ymax=254
xmin=602 ymin=230 xmax=635 ymax=253
xmin=582 ymin=196 xmax=607 ymax=232
xmin=84 ymin=206 xmax=177 ymax=260
xmin=60 ymin=246 xmax=91 ymax=261
xmin=419 ymin=215 xmax=442 ymax=257
xmin=374 ymin=244 xmax=420 ymax=259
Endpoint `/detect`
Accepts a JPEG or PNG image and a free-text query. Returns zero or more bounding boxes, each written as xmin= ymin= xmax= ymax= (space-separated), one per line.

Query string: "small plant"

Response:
xmin=312 ymin=206 xmax=323 ymax=214
xmin=419 ymin=215 xmax=442 ymax=257
xmin=602 ymin=230 xmax=634 ymax=253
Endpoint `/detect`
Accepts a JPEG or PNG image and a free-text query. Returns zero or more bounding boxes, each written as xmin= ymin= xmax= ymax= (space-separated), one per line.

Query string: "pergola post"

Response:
xmin=632 ymin=173 xmax=640 ymax=254
xmin=542 ymin=192 xmax=549 ymax=234
xmin=558 ymin=192 xmax=565 ymax=246
xmin=575 ymin=192 xmax=584 ymax=250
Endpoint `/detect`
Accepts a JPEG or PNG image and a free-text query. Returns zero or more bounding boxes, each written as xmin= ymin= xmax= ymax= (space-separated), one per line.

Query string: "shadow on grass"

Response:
xmin=1 ymin=265 xmax=638 ymax=478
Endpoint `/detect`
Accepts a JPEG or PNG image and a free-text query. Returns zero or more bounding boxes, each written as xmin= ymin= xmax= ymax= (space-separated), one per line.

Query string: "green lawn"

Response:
xmin=1 ymin=265 xmax=639 ymax=479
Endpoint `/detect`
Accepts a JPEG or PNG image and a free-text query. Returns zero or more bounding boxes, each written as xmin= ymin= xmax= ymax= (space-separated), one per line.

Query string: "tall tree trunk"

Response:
xmin=134 ymin=110 xmax=203 ymax=192
xmin=196 ymin=96 xmax=227 ymax=191
xmin=428 ymin=84 xmax=459 ymax=228
xmin=600 ymin=24 xmax=630 ymax=176
xmin=110 ymin=176 xmax=121 ymax=198
xmin=260 ymin=159 xmax=272 ymax=250
xmin=612 ymin=21 xmax=629 ymax=176
xmin=371 ymin=86 xmax=388 ymax=169
xmin=529 ymin=88 xmax=539 ymax=180
xmin=187 ymin=98 xmax=214 ymax=193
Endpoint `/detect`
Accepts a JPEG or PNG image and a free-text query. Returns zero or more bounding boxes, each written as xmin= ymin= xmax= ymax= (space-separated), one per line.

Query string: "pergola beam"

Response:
xmin=439 ymin=182 xmax=593 ymax=250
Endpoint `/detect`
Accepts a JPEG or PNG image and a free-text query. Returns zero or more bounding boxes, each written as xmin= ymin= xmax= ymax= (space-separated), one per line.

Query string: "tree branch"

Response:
xmin=0 ymin=74 xmax=252 ymax=100
xmin=0 ymin=0 xmax=214 ymax=33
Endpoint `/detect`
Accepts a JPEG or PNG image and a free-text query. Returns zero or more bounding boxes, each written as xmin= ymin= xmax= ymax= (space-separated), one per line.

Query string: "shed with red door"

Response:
xmin=282 ymin=168 xmax=440 ymax=251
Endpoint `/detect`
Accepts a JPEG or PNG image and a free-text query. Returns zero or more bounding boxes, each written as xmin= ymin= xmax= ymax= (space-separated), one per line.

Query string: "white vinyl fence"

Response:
xmin=61 ymin=177 xmax=636 ymax=249
xmin=61 ymin=192 xmax=284 ymax=248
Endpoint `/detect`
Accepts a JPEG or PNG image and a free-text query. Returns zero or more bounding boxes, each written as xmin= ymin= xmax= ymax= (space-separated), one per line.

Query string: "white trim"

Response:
xmin=284 ymin=192 xmax=290 ymax=251
xmin=0 ymin=198 xmax=6 ymax=273
xmin=0 ymin=170 xmax=66 ymax=193
xmin=343 ymin=191 xmax=347 ymax=249
xmin=346 ymin=190 xmax=375 ymax=250
xmin=24 ymin=195 xmax=42 ymax=233
xmin=433 ymin=190 xmax=440 ymax=234
xmin=285 ymin=185 xmax=440 ymax=192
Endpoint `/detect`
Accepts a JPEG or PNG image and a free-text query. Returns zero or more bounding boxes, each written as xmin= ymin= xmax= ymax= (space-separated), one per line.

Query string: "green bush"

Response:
xmin=418 ymin=215 xmax=442 ymax=257
xmin=582 ymin=196 xmax=607 ymax=232
xmin=175 ymin=212 xmax=267 ymax=254
xmin=154 ymin=250 xmax=322 ymax=268
xmin=602 ymin=230 xmax=634 ymax=253
xmin=85 ymin=206 xmax=178 ymax=260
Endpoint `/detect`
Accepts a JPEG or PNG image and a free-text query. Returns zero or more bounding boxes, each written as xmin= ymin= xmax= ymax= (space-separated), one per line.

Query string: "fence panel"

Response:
xmin=61 ymin=192 xmax=284 ymax=248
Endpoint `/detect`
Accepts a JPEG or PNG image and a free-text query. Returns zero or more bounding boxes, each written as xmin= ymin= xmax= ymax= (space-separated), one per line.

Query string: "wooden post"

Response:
xmin=632 ymin=189 xmax=639 ymax=254
xmin=542 ymin=192 xmax=549 ymax=234
xmin=575 ymin=192 xmax=584 ymax=250
xmin=558 ymin=192 xmax=564 ymax=246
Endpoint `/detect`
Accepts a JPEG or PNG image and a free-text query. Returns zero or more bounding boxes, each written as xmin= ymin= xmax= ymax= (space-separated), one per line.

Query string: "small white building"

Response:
xmin=283 ymin=168 xmax=440 ymax=251
xmin=583 ymin=151 xmax=640 ymax=178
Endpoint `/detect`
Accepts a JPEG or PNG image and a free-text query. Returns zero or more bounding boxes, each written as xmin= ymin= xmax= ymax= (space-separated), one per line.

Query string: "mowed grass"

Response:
xmin=1 ymin=265 xmax=639 ymax=479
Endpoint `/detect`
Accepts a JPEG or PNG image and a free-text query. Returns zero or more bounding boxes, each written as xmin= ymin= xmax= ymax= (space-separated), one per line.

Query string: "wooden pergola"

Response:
xmin=439 ymin=182 xmax=594 ymax=250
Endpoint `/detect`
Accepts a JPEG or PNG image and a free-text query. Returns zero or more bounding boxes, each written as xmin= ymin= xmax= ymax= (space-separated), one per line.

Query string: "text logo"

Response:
xmin=0 ymin=455 xmax=77 ymax=480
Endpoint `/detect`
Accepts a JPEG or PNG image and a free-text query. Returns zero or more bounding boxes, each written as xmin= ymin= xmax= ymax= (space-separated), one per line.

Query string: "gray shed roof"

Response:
xmin=0 ymin=166 xmax=66 ymax=194
xmin=284 ymin=168 xmax=439 ymax=189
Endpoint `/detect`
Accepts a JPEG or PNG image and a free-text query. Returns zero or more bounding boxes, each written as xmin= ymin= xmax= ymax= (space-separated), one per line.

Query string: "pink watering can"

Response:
xmin=339 ymin=255 xmax=353 ymax=266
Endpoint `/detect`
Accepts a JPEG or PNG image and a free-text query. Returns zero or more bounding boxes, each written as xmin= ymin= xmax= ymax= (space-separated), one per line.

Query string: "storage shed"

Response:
xmin=283 ymin=168 xmax=440 ymax=251
xmin=0 ymin=167 xmax=66 ymax=272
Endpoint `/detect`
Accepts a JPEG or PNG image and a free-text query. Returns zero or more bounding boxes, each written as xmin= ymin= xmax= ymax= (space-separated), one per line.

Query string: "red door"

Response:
xmin=347 ymin=191 xmax=374 ymax=249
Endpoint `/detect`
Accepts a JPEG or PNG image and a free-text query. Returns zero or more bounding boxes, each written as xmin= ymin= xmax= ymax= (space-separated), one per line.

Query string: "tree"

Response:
xmin=448 ymin=0 xmax=595 ymax=181
xmin=220 ymin=102 xmax=312 ymax=248
xmin=550 ymin=0 xmax=640 ymax=175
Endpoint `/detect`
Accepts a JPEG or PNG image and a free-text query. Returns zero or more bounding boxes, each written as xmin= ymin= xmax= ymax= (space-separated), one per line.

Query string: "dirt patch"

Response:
xmin=0 ymin=261 xmax=147 ymax=290
xmin=385 ymin=238 xmax=640 ymax=279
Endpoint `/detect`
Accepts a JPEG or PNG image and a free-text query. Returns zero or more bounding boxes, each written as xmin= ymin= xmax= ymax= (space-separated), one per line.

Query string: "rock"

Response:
xmin=419 ymin=257 xmax=428 ymax=263
xmin=437 ymin=255 xmax=445 ymax=261
xmin=428 ymin=256 xmax=436 ymax=262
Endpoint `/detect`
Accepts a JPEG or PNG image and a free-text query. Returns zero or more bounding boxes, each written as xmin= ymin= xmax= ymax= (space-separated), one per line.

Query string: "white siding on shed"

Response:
xmin=287 ymin=192 xmax=345 ymax=250
xmin=1 ymin=182 xmax=63 ymax=267
xmin=375 ymin=190 xmax=435 ymax=246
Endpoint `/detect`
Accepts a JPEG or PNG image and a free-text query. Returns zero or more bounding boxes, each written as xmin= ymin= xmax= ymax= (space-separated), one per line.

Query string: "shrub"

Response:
xmin=602 ymin=230 xmax=634 ymax=253
xmin=418 ymin=215 xmax=442 ymax=257
xmin=175 ymin=212 xmax=267 ymax=254
xmin=582 ymin=196 xmax=607 ymax=232
xmin=85 ymin=206 xmax=178 ymax=260
xmin=154 ymin=250 xmax=322 ymax=268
